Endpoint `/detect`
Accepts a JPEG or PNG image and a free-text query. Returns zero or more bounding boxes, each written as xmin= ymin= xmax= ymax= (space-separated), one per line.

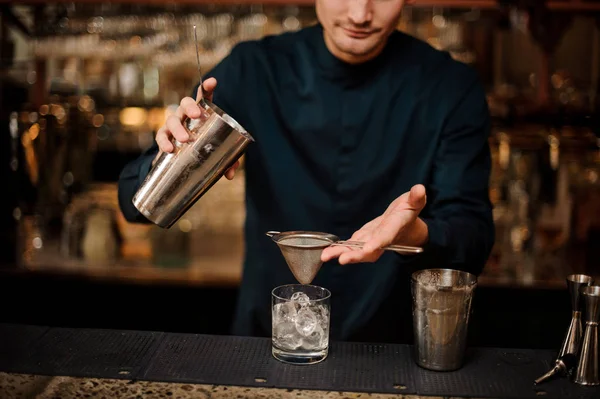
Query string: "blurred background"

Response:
xmin=0 ymin=0 xmax=599 ymax=349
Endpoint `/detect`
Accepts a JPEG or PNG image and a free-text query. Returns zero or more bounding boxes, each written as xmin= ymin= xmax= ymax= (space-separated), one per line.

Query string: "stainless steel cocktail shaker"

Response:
xmin=412 ymin=268 xmax=477 ymax=371
xmin=132 ymin=99 xmax=254 ymax=228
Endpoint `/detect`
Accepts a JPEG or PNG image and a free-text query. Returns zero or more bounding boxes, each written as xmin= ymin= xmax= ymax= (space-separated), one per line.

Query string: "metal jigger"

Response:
xmin=574 ymin=286 xmax=600 ymax=386
xmin=534 ymin=354 xmax=576 ymax=385
xmin=557 ymin=274 xmax=593 ymax=360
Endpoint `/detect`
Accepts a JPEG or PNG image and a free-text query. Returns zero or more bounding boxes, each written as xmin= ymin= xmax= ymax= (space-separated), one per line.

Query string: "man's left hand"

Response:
xmin=321 ymin=184 xmax=429 ymax=265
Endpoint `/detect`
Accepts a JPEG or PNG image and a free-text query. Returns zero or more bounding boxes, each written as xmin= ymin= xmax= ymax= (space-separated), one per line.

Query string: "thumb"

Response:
xmin=407 ymin=184 xmax=427 ymax=211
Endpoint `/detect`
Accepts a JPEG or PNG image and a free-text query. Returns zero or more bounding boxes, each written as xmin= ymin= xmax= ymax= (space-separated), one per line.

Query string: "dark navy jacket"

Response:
xmin=118 ymin=24 xmax=495 ymax=342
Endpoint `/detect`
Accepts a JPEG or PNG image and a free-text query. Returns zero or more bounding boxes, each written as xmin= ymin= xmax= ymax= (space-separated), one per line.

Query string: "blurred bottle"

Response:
xmin=81 ymin=207 xmax=121 ymax=265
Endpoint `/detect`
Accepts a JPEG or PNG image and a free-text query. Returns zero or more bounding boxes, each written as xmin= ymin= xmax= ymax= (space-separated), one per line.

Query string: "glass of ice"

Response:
xmin=271 ymin=284 xmax=331 ymax=365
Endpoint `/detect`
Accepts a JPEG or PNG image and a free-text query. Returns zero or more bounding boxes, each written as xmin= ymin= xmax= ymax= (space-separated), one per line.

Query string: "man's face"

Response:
xmin=316 ymin=0 xmax=408 ymax=64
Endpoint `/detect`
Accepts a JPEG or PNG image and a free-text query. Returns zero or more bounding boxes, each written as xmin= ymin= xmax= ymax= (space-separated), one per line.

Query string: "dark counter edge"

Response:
xmin=1 ymin=322 xmax=600 ymax=399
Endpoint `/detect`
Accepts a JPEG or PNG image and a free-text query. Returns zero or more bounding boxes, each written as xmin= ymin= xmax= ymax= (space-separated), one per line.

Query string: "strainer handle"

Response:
xmin=332 ymin=240 xmax=423 ymax=254
xmin=265 ymin=231 xmax=281 ymax=237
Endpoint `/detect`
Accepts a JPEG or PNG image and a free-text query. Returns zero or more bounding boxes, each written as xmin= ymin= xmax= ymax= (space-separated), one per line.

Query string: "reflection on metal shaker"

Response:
xmin=132 ymin=99 xmax=254 ymax=228
xmin=412 ymin=268 xmax=477 ymax=371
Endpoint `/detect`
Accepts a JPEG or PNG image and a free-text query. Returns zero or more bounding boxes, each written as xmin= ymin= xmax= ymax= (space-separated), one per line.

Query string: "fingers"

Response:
xmin=321 ymin=185 xmax=428 ymax=265
xmin=340 ymin=230 xmax=385 ymax=264
xmin=361 ymin=185 xmax=427 ymax=252
xmin=322 ymin=244 xmax=383 ymax=265
xmin=224 ymin=160 xmax=240 ymax=180
xmin=156 ymin=114 xmax=190 ymax=153
xmin=155 ymin=78 xmax=220 ymax=154
xmin=320 ymin=245 xmax=352 ymax=263
xmin=320 ymin=228 xmax=379 ymax=264
xmin=338 ymin=248 xmax=383 ymax=265
xmin=197 ymin=77 xmax=217 ymax=102
xmin=158 ymin=95 xmax=204 ymax=153
xmin=362 ymin=218 xmax=398 ymax=253
xmin=166 ymin=114 xmax=189 ymax=143
xmin=177 ymin=97 xmax=201 ymax=119
xmin=361 ymin=215 xmax=406 ymax=254
xmin=155 ymin=127 xmax=173 ymax=153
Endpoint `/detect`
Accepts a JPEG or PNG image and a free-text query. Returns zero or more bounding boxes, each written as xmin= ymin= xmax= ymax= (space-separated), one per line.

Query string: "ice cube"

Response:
xmin=273 ymin=321 xmax=302 ymax=350
xmin=313 ymin=304 xmax=329 ymax=325
xmin=273 ymin=302 xmax=297 ymax=324
xmin=290 ymin=291 xmax=310 ymax=305
xmin=295 ymin=307 xmax=317 ymax=337
xmin=301 ymin=324 xmax=327 ymax=350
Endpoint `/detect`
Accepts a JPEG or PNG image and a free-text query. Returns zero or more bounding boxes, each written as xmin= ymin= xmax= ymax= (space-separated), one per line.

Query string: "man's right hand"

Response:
xmin=153 ymin=77 xmax=240 ymax=180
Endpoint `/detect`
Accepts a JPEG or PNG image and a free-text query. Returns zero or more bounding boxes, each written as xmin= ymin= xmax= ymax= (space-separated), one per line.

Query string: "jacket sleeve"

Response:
xmin=117 ymin=142 xmax=158 ymax=223
xmin=404 ymin=73 xmax=495 ymax=276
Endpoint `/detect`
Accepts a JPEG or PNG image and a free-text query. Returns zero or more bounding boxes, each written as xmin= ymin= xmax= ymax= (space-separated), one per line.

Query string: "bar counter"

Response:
xmin=1 ymin=323 xmax=599 ymax=399
xmin=1 ymin=372 xmax=448 ymax=399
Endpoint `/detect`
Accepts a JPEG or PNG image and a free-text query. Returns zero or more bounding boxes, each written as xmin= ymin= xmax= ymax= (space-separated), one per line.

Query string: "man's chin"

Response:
xmin=323 ymin=30 xmax=384 ymax=63
xmin=336 ymin=42 xmax=378 ymax=59
xmin=336 ymin=34 xmax=380 ymax=52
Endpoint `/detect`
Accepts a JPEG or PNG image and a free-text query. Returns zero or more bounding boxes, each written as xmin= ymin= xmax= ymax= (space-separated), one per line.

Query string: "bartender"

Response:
xmin=118 ymin=0 xmax=495 ymax=343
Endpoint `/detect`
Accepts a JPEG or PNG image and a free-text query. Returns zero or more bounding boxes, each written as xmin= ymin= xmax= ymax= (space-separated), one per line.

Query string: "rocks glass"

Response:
xmin=271 ymin=284 xmax=331 ymax=365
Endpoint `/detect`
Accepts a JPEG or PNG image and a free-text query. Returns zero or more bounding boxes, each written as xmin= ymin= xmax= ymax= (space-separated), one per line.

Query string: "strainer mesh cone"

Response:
xmin=274 ymin=234 xmax=335 ymax=285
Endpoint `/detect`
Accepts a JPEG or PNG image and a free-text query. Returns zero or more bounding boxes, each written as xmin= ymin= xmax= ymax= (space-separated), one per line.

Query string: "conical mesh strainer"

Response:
xmin=266 ymin=230 xmax=423 ymax=285
xmin=266 ymin=231 xmax=337 ymax=285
